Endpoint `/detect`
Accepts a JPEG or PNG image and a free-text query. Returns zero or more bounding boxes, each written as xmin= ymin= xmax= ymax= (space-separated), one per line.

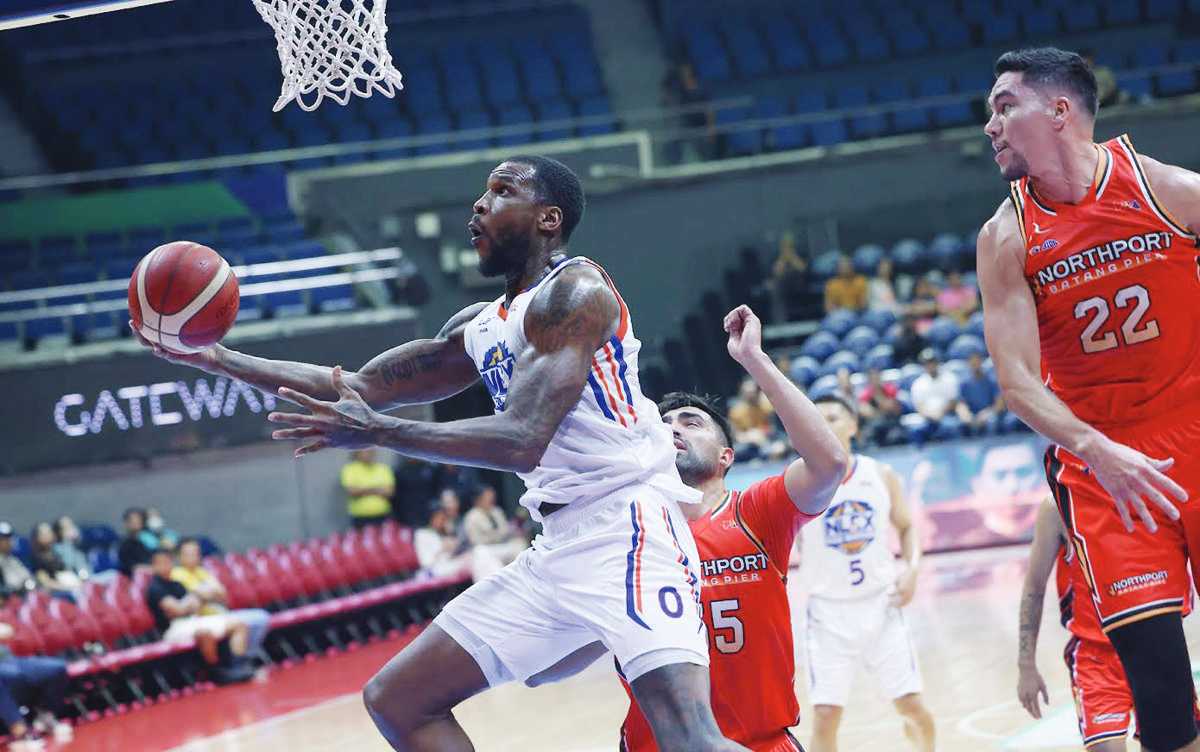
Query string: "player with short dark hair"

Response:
xmin=529 ymin=304 xmax=849 ymax=751
xmin=133 ymin=155 xmax=748 ymax=752
xmin=978 ymin=45 xmax=1200 ymax=751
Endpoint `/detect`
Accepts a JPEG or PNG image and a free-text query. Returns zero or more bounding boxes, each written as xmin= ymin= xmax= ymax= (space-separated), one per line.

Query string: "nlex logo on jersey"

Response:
xmin=823 ymin=499 xmax=877 ymax=555
xmin=479 ymin=341 xmax=515 ymax=411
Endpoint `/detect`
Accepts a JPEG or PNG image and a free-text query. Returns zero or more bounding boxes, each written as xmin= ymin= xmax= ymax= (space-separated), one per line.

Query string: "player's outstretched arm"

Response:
xmin=269 ymin=265 xmax=619 ymax=471
xmin=977 ymin=204 xmax=1186 ymax=532
xmin=1016 ymin=498 xmax=1060 ymax=719
xmin=724 ymin=304 xmax=848 ymax=516
xmin=886 ymin=465 xmax=921 ymax=608
xmin=132 ymin=301 xmax=488 ymax=411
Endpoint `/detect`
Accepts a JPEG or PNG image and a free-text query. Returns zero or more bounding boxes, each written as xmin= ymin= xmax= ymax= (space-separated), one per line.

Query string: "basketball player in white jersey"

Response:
xmin=132 ymin=156 xmax=747 ymax=751
xmin=801 ymin=395 xmax=935 ymax=752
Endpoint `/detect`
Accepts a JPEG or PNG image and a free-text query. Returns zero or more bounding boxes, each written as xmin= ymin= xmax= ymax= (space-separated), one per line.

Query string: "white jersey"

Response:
xmin=463 ymin=256 xmax=700 ymax=519
xmin=802 ymin=454 xmax=897 ymax=600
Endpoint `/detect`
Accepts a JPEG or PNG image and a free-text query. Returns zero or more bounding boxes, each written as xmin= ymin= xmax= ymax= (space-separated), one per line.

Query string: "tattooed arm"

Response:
xmin=1016 ymin=497 xmax=1062 ymax=718
xmin=268 ymin=264 xmax=620 ymax=472
xmin=133 ymin=302 xmax=488 ymax=411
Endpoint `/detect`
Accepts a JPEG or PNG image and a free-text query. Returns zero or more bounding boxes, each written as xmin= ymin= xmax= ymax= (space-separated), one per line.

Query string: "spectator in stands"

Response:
xmin=145 ymin=548 xmax=254 ymax=685
xmin=907 ymin=276 xmax=940 ymax=331
xmin=771 ymin=232 xmax=812 ymax=321
xmin=905 ymin=349 xmax=965 ymax=445
xmin=463 ymin=486 xmax=526 ymax=569
xmin=891 ymin=314 xmax=926 ymax=365
xmin=671 ymin=63 xmax=715 ymax=161
xmin=857 ymin=367 xmax=904 ymax=446
xmin=29 ymin=523 xmax=81 ymax=602
xmin=117 ymin=507 xmax=153 ymax=576
xmin=414 ymin=507 xmax=472 ymax=579
xmin=0 ymin=620 xmax=72 ymax=750
xmin=340 ymin=448 xmax=396 ymax=528
xmin=0 ymin=524 xmax=33 ymax=597
xmin=143 ymin=507 xmax=179 ymax=552
xmin=935 ymin=270 xmax=979 ymax=324
xmin=728 ymin=377 xmax=786 ymax=460
xmin=834 ymin=368 xmax=856 ymax=405
xmin=51 ymin=517 xmax=90 ymax=579
xmin=823 ymin=254 xmax=869 ymax=313
xmin=956 ymin=352 xmax=1005 ymax=435
xmin=867 ymin=258 xmax=900 ymax=313
xmin=171 ymin=538 xmax=270 ymax=664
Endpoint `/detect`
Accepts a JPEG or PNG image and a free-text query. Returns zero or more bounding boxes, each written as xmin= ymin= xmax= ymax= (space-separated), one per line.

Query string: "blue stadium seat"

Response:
xmin=864 ymin=343 xmax=895 ymax=371
xmin=789 ymin=355 xmax=821 ymax=387
xmin=455 ymin=110 xmax=494 ymax=151
xmin=1119 ymin=72 xmax=1154 ymax=100
xmin=577 ymin=96 xmax=616 ymax=136
xmin=891 ymin=238 xmax=926 ymax=274
xmin=561 ymin=59 xmax=605 ymax=99
xmin=1157 ymin=68 xmax=1196 ymax=96
xmin=496 ymin=105 xmax=536 ymax=147
xmin=837 ymin=86 xmax=885 ymax=140
xmin=807 ymin=374 xmax=841 ymax=400
xmin=1103 ymin=0 xmax=1142 ymax=25
xmin=1146 ymin=0 xmax=1182 ymax=20
xmin=403 ymin=66 xmax=446 ymax=116
xmin=890 ymin=21 xmax=931 ymax=57
xmin=685 ymin=26 xmax=733 ymax=83
xmin=852 ymin=244 xmax=885 ymax=276
xmin=717 ymin=105 xmax=761 ymax=156
xmin=483 ymin=54 xmax=523 ymax=109
xmin=443 ymin=61 xmax=486 ymax=115
xmin=811 ymin=250 xmax=843 ymax=280
xmin=813 ymin=37 xmax=852 ymax=69
xmin=931 ymin=76 xmax=974 ymax=129
xmin=799 ymin=330 xmax=840 ymax=362
xmin=930 ymin=233 xmax=966 ymax=270
xmin=853 ymin=33 xmax=890 ymax=64
xmin=898 ymin=363 xmax=925 ymax=391
xmin=983 ymin=13 xmax=1020 ymax=44
xmin=820 ymin=350 xmax=861 ymax=378
xmin=536 ymin=100 xmax=575 ymax=142
xmin=1136 ymin=47 xmax=1170 ymax=69
xmin=375 ymin=117 xmax=415 ymax=158
xmin=71 ymin=312 xmax=119 ymax=342
xmin=724 ymin=21 xmax=771 ymax=79
xmin=264 ymin=289 xmax=308 ymax=318
xmin=311 ymin=284 xmax=357 ymax=313
xmin=757 ymin=96 xmax=802 ymax=151
xmin=0 ymin=322 xmax=18 ymax=344
xmin=9 ymin=270 xmax=50 ymax=290
xmin=925 ymin=317 xmax=961 ymax=349
xmin=759 ymin=16 xmax=811 ymax=72
xmin=821 ymin=309 xmax=860 ymax=338
xmin=947 ymin=333 xmax=987 ymax=361
xmin=415 ymin=113 xmax=453 ymax=155
xmin=1022 ymin=9 xmax=1060 ymax=36
xmin=860 ymin=308 xmax=897 ymax=334
xmin=1062 ymin=4 xmax=1101 ymax=31
xmin=521 ymin=51 xmax=564 ymax=103
xmin=25 ymin=316 xmax=67 ymax=343
xmin=931 ymin=19 xmax=970 ymax=50
xmin=843 ymin=326 xmax=881 ymax=357
xmin=965 ymin=311 xmax=986 ymax=338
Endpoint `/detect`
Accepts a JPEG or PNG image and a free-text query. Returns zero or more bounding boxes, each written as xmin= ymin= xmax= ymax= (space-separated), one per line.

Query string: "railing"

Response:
xmin=0 ymin=248 xmax=406 ymax=324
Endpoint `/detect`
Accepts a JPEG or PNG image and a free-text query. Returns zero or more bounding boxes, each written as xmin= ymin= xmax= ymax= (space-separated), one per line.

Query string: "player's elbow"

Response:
xmin=512 ymin=438 xmax=549 ymax=474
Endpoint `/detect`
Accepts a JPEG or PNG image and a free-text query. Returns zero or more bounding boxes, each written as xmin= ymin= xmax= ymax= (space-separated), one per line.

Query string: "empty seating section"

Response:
xmin=0 ymin=2 xmax=612 ymax=173
xmin=0 ymin=210 xmax=365 ymax=349
xmin=0 ymin=520 xmax=467 ymax=719
xmin=656 ymin=0 xmax=1200 ymax=157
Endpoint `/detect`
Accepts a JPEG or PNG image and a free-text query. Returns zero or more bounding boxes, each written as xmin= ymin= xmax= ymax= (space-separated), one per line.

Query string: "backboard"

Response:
xmin=0 ymin=0 xmax=174 ymax=31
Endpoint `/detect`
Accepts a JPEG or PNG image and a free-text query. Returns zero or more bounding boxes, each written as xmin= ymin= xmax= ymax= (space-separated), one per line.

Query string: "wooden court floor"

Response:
xmin=60 ymin=546 xmax=1200 ymax=752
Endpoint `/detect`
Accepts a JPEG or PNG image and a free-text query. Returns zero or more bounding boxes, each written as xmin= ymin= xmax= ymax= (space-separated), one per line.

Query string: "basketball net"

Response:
xmin=251 ymin=0 xmax=404 ymax=112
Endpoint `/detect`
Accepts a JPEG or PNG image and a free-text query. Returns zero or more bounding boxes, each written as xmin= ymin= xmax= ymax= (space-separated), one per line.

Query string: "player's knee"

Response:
xmin=812 ymin=704 xmax=842 ymax=729
xmin=895 ymin=694 xmax=933 ymax=727
xmin=1107 ymin=614 xmax=1197 ymax=750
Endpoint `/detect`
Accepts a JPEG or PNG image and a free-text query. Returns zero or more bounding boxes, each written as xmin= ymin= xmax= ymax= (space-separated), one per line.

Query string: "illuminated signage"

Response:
xmin=54 ymin=377 xmax=278 ymax=437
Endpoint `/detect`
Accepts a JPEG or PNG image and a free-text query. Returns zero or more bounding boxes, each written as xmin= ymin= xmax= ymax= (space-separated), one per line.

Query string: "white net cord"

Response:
xmin=252 ymin=0 xmax=404 ymax=112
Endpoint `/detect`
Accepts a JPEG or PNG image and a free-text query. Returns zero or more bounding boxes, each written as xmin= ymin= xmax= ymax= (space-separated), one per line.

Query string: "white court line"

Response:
xmin=167 ymin=693 xmax=364 ymax=752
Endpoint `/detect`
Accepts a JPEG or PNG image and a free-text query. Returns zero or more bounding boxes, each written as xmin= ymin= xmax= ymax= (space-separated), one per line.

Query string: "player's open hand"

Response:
xmin=890 ymin=568 xmax=919 ymax=608
xmin=724 ymin=304 xmax=764 ymax=365
xmin=1016 ymin=664 xmax=1049 ymax=719
xmin=127 ymin=321 xmax=220 ymax=371
xmin=268 ymin=366 xmax=393 ymax=457
xmin=1083 ymin=438 xmax=1187 ymax=533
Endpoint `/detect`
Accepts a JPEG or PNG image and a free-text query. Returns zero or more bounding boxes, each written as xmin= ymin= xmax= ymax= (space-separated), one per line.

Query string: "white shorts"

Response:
xmin=804 ymin=593 xmax=922 ymax=707
xmin=163 ymin=614 xmax=236 ymax=643
xmin=435 ymin=486 xmax=708 ymax=687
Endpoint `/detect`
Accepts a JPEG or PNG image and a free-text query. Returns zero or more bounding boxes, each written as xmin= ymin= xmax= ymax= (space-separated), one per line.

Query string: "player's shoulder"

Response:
xmin=525 ymin=260 xmax=619 ymax=344
xmin=977 ymin=197 xmax=1026 ymax=265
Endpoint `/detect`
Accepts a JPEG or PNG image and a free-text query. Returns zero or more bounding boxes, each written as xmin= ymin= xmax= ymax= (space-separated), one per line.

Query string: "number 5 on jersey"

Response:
xmin=711 ymin=599 xmax=744 ymax=654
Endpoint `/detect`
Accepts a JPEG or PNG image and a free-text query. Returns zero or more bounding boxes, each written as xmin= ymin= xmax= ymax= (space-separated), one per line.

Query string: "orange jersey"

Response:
xmin=620 ymin=475 xmax=816 ymax=751
xmin=1015 ymin=134 xmax=1200 ymax=430
xmin=1055 ymin=541 xmax=1105 ymax=643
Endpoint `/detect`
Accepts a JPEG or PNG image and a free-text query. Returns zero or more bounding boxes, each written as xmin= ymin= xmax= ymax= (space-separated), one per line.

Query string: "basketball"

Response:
xmin=128 ymin=241 xmax=240 ymax=354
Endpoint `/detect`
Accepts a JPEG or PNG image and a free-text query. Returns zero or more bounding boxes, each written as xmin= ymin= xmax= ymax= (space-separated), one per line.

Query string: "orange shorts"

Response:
xmin=1065 ymin=635 xmax=1133 ymax=747
xmin=1045 ymin=405 xmax=1200 ymax=633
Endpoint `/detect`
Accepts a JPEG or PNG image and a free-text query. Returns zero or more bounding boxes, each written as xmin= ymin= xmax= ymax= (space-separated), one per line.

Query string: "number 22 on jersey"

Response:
xmin=1075 ymin=283 xmax=1160 ymax=354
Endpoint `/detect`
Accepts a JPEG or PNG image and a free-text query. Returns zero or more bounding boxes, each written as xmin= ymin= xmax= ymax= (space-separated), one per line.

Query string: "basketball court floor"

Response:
xmin=45 ymin=545 xmax=1200 ymax=752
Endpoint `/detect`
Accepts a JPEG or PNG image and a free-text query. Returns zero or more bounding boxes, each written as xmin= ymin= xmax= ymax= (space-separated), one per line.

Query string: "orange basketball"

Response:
xmin=128 ymin=241 xmax=239 ymax=354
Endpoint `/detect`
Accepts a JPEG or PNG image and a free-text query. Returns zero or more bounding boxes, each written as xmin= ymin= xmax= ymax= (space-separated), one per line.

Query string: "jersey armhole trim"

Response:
xmin=1008 ymin=182 xmax=1029 ymax=248
xmin=1117 ymin=134 xmax=1199 ymax=242
xmin=733 ymin=494 xmax=788 ymax=583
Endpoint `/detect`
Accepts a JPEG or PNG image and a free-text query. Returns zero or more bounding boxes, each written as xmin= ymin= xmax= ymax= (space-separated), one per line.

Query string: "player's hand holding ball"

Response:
xmin=127 ymin=241 xmax=238 ymax=372
xmin=724 ymin=304 xmax=765 ymax=365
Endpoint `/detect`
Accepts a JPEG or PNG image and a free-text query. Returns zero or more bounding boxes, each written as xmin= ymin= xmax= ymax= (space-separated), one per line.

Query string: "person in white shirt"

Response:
xmin=903 ymin=349 xmax=965 ymax=445
xmin=413 ymin=507 xmax=472 ymax=580
xmin=461 ymin=486 xmax=526 ymax=580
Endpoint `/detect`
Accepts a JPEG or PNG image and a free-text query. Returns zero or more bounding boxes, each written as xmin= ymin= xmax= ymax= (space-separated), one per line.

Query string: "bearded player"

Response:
xmin=528 ymin=304 xmax=848 ymax=750
xmin=133 ymin=155 xmax=748 ymax=752
xmin=978 ymin=47 xmax=1200 ymax=751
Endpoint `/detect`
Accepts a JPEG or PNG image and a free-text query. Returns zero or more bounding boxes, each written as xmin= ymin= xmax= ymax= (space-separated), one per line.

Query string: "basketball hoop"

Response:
xmin=251 ymin=0 xmax=404 ymax=112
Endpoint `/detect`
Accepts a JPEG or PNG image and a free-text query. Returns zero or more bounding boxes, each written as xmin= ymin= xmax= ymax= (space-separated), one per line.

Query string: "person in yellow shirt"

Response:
xmin=171 ymin=538 xmax=271 ymax=664
xmin=823 ymin=254 xmax=869 ymax=313
xmin=340 ymin=449 xmax=396 ymax=528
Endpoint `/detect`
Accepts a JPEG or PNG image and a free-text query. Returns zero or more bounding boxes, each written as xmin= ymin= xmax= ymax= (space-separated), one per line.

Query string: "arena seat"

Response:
xmin=859 ymin=308 xmax=898 ymax=334
xmin=965 ymin=311 xmax=986 ymax=338
xmin=852 ymin=244 xmax=886 ymax=276
xmin=820 ymin=309 xmax=859 ymax=339
xmin=925 ymin=317 xmax=962 ymax=350
xmin=843 ymin=326 xmax=881 ymax=358
xmin=820 ymin=350 xmax=860 ymax=378
xmin=864 ymin=343 xmax=896 ymax=371
xmin=947 ymin=333 xmax=988 ymax=361
xmin=788 ymin=355 xmax=820 ymax=387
